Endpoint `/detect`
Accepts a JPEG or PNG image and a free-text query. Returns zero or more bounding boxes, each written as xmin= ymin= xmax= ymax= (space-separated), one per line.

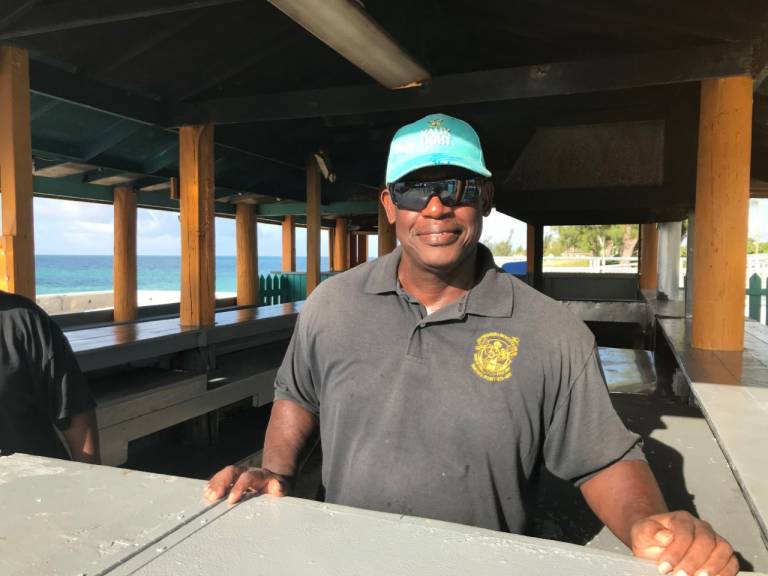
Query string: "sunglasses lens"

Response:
xmin=391 ymin=179 xmax=480 ymax=210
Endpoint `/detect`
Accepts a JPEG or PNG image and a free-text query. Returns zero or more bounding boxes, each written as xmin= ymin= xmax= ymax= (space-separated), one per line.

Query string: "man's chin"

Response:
xmin=411 ymin=246 xmax=471 ymax=272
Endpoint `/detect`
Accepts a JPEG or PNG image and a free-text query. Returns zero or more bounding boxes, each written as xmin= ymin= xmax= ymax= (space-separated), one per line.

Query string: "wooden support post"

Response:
xmin=306 ymin=155 xmax=321 ymax=295
xmin=377 ymin=202 xmax=396 ymax=256
xmin=236 ymin=203 xmax=258 ymax=306
xmin=526 ymin=224 xmax=536 ymax=274
xmin=639 ymin=223 xmax=659 ymax=291
xmin=691 ymin=77 xmax=753 ymax=351
xmin=113 ymin=186 xmax=137 ymax=322
xmin=281 ymin=215 xmax=296 ymax=272
xmin=328 ymin=228 xmax=335 ymax=272
xmin=357 ymin=234 xmax=368 ymax=263
xmin=179 ymin=124 xmax=215 ymax=327
xmin=349 ymin=233 xmax=359 ymax=268
xmin=333 ymin=217 xmax=349 ymax=271
xmin=0 ymin=46 xmax=34 ymax=298
xmin=533 ymin=224 xmax=544 ymax=291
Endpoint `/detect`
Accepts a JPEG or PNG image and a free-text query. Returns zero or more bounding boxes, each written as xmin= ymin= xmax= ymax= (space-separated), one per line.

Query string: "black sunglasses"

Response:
xmin=389 ymin=178 xmax=482 ymax=211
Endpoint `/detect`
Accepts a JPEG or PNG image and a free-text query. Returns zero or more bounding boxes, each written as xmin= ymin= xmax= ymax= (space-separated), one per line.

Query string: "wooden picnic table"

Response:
xmin=65 ymin=302 xmax=302 ymax=372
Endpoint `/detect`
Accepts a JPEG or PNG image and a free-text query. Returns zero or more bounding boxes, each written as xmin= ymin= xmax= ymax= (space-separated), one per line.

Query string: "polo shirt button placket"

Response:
xmin=407 ymin=320 xmax=426 ymax=359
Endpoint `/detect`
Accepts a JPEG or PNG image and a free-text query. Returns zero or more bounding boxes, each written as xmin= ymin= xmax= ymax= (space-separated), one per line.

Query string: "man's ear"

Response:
xmin=481 ymin=181 xmax=494 ymax=217
xmin=380 ymin=188 xmax=398 ymax=224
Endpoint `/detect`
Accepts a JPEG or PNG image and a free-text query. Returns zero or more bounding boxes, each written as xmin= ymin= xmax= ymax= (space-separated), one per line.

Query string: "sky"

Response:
xmin=14 ymin=196 xmax=768 ymax=256
xmin=27 ymin=197 xmax=529 ymax=256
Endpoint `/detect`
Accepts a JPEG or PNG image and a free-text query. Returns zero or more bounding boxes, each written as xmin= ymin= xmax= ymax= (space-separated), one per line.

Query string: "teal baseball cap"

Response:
xmin=385 ymin=113 xmax=492 ymax=183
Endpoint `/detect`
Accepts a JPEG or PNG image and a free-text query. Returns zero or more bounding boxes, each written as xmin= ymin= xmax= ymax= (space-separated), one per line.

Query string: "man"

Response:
xmin=207 ymin=114 xmax=737 ymax=576
xmin=0 ymin=290 xmax=99 ymax=463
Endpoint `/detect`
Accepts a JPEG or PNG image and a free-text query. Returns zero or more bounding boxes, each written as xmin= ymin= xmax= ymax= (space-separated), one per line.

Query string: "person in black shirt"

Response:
xmin=0 ymin=290 xmax=99 ymax=463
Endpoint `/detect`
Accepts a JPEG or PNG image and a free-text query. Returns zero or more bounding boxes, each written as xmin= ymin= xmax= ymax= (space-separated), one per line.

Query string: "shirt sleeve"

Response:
xmin=273 ymin=310 xmax=320 ymax=415
xmin=43 ymin=317 xmax=95 ymax=428
xmin=542 ymin=345 xmax=645 ymax=486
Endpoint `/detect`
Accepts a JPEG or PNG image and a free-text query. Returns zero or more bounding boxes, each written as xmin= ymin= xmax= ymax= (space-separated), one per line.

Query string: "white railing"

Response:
xmin=543 ymin=256 xmax=638 ymax=273
xmin=494 ymin=254 xmax=768 ymax=277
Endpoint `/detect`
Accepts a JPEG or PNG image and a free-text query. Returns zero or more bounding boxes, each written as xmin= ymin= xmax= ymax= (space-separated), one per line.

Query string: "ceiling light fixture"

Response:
xmin=268 ymin=0 xmax=430 ymax=89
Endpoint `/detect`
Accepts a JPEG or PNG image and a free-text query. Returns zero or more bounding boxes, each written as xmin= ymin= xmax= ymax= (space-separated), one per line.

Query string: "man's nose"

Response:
xmin=421 ymin=194 xmax=452 ymax=217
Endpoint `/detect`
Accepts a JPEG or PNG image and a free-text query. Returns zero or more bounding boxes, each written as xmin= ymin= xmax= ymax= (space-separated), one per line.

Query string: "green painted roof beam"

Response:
xmin=32 ymin=175 xmax=235 ymax=216
xmin=255 ymin=200 xmax=379 ymax=217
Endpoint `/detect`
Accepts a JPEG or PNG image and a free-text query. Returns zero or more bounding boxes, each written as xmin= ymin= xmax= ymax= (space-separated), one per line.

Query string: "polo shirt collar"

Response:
xmin=363 ymin=246 xmax=402 ymax=294
xmin=363 ymin=243 xmax=515 ymax=318
xmin=465 ymin=243 xmax=515 ymax=318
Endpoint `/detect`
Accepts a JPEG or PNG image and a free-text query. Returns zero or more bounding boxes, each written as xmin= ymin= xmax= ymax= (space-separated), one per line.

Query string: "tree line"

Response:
xmin=484 ymin=225 xmax=639 ymax=258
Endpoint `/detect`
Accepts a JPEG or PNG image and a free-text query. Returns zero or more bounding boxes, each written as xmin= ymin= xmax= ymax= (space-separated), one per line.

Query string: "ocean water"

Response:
xmin=35 ymin=255 xmax=331 ymax=295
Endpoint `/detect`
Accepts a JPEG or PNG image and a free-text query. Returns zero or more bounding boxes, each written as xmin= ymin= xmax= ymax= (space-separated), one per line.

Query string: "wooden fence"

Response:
xmin=258 ymin=272 xmax=336 ymax=306
xmin=747 ymin=273 xmax=768 ymax=324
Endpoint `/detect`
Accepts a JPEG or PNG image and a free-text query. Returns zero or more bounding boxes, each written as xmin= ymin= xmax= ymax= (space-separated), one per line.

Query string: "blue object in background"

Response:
xmin=501 ymin=261 xmax=527 ymax=276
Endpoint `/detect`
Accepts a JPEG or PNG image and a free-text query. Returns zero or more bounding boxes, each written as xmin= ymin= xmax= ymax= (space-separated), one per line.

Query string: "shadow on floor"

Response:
xmin=526 ymin=393 xmax=755 ymax=572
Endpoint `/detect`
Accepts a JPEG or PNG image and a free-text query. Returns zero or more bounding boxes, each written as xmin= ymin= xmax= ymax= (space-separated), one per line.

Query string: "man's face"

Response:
xmin=381 ymin=166 xmax=493 ymax=275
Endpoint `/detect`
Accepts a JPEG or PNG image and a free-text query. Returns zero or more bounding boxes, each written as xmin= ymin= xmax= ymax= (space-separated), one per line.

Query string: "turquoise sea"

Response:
xmin=35 ymin=255 xmax=331 ymax=295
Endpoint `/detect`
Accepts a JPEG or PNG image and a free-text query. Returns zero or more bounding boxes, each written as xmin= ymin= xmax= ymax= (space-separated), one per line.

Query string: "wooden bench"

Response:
xmin=72 ymin=304 xmax=301 ymax=465
xmin=93 ymin=368 xmax=207 ymax=465
xmin=92 ymin=340 xmax=288 ymax=465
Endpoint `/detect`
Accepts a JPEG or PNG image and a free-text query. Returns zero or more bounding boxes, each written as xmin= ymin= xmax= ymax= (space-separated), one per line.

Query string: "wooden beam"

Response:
xmin=357 ymin=234 xmax=368 ymax=264
xmin=0 ymin=46 xmax=35 ymax=298
xmin=281 ymin=215 xmax=296 ymax=272
xmin=255 ymin=200 xmax=378 ymax=217
xmin=533 ymin=224 xmax=544 ymax=291
xmin=526 ymin=224 xmax=535 ymax=274
xmin=236 ymin=203 xmax=258 ymax=306
xmin=639 ymin=223 xmax=658 ymax=291
xmin=82 ymin=119 xmax=142 ymax=161
xmin=327 ymin=227 xmax=335 ymax=271
xmin=333 ymin=217 xmax=348 ymax=271
xmin=349 ymin=233 xmax=359 ymax=268
xmin=29 ymin=59 xmax=166 ymax=126
xmin=174 ymin=42 xmax=756 ymax=125
xmin=691 ymin=77 xmax=753 ymax=351
xmin=377 ymin=201 xmax=396 ymax=256
xmin=306 ymin=155 xmax=321 ymax=295
xmin=179 ymin=124 xmax=215 ymax=326
xmin=113 ymin=186 xmax=137 ymax=321
xmin=0 ymin=1 xmax=42 ymax=29
xmin=142 ymin=142 xmax=180 ymax=175
xmin=0 ymin=0 xmax=241 ymax=40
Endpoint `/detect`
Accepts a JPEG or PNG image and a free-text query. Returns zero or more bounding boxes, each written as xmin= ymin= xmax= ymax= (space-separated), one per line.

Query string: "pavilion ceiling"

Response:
xmin=2 ymin=0 xmax=768 ymax=225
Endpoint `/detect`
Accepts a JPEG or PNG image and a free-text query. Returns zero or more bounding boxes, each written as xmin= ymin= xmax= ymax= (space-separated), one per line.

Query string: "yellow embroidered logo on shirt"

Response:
xmin=471 ymin=332 xmax=520 ymax=382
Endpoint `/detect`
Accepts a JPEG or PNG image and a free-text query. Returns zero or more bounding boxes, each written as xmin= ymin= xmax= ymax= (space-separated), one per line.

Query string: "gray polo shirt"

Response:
xmin=275 ymin=244 xmax=643 ymax=533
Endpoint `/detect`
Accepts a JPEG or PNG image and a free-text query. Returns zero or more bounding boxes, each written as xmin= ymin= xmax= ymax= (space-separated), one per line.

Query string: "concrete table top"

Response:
xmin=0 ymin=454 xmax=213 ymax=576
xmin=657 ymin=318 xmax=768 ymax=544
xmin=113 ymin=496 xmax=665 ymax=576
xmin=2 ymin=454 xmax=765 ymax=576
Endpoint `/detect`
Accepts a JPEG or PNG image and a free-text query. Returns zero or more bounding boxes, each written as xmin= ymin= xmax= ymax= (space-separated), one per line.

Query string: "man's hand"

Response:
xmin=204 ymin=465 xmax=292 ymax=505
xmin=62 ymin=410 xmax=100 ymax=464
xmin=630 ymin=511 xmax=738 ymax=576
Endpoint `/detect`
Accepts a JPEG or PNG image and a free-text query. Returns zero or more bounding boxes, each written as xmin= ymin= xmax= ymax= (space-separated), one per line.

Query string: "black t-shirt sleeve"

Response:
xmin=273 ymin=310 xmax=320 ymax=415
xmin=542 ymin=345 xmax=644 ymax=485
xmin=43 ymin=318 xmax=95 ymax=428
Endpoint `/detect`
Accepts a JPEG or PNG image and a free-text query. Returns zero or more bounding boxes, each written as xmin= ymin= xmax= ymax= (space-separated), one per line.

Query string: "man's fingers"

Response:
xmin=656 ymin=513 xmax=696 ymax=572
xmin=204 ymin=465 xmax=290 ymax=504
xmin=719 ymin=555 xmax=740 ymax=576
xmin=204 ymin=465 xmax=244 ymax=502
xmin=631 ymin=519 xmax=671 ymax=560
xmin=694 ymin=536 xmax=736 ymax=576
xmin=668 ymin=521 xmax=716 ymax=576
